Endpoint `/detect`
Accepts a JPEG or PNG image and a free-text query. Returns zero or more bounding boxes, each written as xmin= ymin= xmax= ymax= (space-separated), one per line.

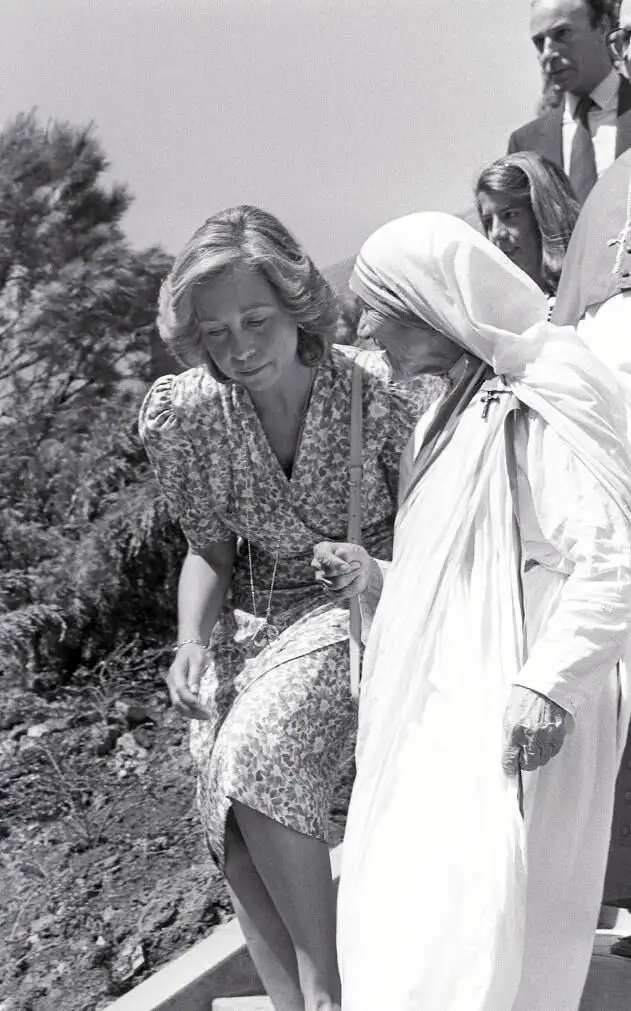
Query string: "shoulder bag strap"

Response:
xmin=348 ymin=356 xmax=364 ymax=701
xmin=504 ymin=401 xmax=526 ymax=818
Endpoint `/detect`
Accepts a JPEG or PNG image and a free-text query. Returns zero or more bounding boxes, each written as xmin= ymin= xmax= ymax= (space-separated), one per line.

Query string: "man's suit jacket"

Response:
xmin=551 ymin=148 xmax=631 ymax=326
xmin=507 ymin=75 xmax=631 ymax=169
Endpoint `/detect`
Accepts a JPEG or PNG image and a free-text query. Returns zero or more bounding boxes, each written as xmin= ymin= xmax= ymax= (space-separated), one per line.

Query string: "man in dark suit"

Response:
xmin=509 ymin=0 xmax=631 ymax=202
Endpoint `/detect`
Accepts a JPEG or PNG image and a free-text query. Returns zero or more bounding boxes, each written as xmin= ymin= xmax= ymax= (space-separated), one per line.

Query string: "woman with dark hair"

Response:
xmin=475 ymin=151 xmax=579 ymax=301
xmin=139 ymin=205 xmax=430 ymax=1011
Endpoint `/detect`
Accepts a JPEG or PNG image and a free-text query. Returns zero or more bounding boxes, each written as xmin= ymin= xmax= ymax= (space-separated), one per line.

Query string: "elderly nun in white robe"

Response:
xmin=316 ymin=213 xmax=631 ymax=1011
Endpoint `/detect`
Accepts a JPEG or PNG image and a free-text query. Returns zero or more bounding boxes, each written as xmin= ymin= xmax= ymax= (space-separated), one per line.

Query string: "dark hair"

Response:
xmin=157 ymin=205 xmax=339 ymax=378
xmin=535 ymin=1 xmax=620 ymax=115
xmin=584 ymin=0 xmax=618 ymax=29
xmin=474 ymin=152 xmax=580 ymax=295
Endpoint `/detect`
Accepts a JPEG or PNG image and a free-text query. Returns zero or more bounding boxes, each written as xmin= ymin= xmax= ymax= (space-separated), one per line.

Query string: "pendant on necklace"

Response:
xmin=251 ymin=621 xmax=280 ymax=648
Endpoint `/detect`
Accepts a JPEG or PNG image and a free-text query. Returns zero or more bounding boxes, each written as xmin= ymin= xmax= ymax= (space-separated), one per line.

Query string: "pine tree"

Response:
xmin=0 ymin=112 xmax=180 ymax=688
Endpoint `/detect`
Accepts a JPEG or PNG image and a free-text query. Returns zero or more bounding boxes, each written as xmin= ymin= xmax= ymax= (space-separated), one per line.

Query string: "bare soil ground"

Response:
xmin=0 ymin=656 xmax=351 ymax=1011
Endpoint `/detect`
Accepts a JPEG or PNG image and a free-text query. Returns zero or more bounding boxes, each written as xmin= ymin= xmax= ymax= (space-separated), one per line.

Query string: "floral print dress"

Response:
xmin=139 ymin=345 xmax=440 ymax=867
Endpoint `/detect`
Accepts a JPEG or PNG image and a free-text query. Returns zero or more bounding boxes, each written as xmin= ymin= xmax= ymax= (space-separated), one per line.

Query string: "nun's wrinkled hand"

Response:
xmin=502 ymin=686 xmax=570 ymax=775
xmin=311 ymin=541 xmax=373 ymax=600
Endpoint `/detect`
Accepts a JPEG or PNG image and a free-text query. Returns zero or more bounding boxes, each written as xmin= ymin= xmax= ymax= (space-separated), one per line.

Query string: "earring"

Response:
xmin=297 ymin=329 xmax=325 ymax=367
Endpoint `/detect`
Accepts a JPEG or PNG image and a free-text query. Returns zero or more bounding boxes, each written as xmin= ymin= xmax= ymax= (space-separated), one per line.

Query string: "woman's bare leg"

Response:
xmin=224 ymin=812 xmax=304 ymax=1010
xmin=232 ymin=801 xmax=341 ymax=1011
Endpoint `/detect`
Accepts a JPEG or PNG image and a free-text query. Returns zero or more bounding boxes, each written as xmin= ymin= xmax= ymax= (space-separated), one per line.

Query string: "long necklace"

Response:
xmin=245 ymin=512 xmax=285 ymax=648
xmin=244 ymin=366 xmax=317 ymax=649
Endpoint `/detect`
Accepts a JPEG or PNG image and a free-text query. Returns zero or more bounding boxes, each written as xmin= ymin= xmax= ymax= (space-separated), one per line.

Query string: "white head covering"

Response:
xmin=352 ymin=209 xmax=549 ymax=359
xmin=338 ymin=213 xmax=631 ymax=1008
xmin=350 ymin=211 xmax=631 ymax=516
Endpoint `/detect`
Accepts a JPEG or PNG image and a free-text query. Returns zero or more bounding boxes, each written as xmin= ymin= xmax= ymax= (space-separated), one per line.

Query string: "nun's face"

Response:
xmin=357 ymin=306 xmax=462 ymax=378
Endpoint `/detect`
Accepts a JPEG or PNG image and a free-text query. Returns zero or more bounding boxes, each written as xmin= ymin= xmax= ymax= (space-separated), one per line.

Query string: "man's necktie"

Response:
xmin=568 ymin=94 xmax=598 ymax=204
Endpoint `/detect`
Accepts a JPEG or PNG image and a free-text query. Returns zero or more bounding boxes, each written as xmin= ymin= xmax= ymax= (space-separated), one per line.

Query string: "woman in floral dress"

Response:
xmin=139 ymin=205 xmax=437 ymax=1011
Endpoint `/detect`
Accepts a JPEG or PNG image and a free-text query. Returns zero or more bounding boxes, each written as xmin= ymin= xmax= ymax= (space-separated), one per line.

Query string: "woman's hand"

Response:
xmin=167 ymin=642 xmax=213 ymax=721
xmin=311 ymin=541 xmax=375 ymax=600
xmin=502 ymin=686 xmax=570 ymax=774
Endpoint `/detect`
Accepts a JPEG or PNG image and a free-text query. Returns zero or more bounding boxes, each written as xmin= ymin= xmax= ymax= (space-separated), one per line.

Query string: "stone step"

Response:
xmin=579 ymin=952 xmax=631 ymax=1011
xmin=212 ymin=1000 xmax=272 ymax=1010
xmin=211 ymin=946 xmax=631 ymax=1011
xmin=105 ymin=848 xmax=628 ymax=1011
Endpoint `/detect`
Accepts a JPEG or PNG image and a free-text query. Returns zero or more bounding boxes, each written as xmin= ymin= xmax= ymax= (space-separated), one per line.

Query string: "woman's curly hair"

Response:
xmin=157 ymin=205 xmax=340 ymax=378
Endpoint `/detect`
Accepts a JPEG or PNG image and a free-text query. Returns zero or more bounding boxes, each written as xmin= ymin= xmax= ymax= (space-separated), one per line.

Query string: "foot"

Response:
xmin=610 ymin=934 xmax=631 ymax=958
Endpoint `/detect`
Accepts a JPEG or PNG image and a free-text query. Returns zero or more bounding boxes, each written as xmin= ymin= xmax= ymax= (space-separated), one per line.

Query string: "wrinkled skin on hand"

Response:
xmin=311 ymin=541 xmax=373 ymax=600
xmin=502 ymin=685 xmax=570 ymax=774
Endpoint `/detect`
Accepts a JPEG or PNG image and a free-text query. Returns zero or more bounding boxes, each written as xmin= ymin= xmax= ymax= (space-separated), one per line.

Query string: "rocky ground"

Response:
xmin=0 ymin=651 xmax=353 ymax=1011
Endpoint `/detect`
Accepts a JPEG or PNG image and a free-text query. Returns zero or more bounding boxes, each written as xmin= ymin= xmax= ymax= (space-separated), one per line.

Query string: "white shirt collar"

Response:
xmin=566 ymin=68 xmax=620 ymax=116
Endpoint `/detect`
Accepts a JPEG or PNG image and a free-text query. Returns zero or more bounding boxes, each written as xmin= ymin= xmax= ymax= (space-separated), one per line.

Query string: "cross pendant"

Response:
xmin=480 ymin=390 xmax=501 ymax=419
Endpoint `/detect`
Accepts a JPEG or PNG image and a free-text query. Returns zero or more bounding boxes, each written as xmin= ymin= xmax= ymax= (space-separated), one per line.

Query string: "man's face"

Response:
xmin=620 ymin=0 xmax=631 ymax=80
xmin=530 ymin=0 xmax=611 ymax=95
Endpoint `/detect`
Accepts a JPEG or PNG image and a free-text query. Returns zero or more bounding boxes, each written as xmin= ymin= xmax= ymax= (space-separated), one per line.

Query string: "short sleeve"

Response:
xmin=139 ymin=374 xmax=234 ymax=551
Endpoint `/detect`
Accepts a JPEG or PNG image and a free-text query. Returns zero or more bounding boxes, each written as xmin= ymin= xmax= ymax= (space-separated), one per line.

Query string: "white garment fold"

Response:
xmin=339 ymin=390 xmax=631 ymax=1011
xmin=339 ymin=387 xmax=528 ymax=1011
xmin=338 ymin=214 xmax=631 ymax=1011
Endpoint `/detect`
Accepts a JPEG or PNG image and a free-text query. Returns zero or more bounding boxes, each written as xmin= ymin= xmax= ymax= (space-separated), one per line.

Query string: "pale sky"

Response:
xmin=1 ymin=0 xmax=541 ymax=268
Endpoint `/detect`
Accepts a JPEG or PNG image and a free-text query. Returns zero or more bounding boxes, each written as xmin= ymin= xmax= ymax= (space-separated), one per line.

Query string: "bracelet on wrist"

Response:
xmin=173 ymin=638 xmax=208 ymax=653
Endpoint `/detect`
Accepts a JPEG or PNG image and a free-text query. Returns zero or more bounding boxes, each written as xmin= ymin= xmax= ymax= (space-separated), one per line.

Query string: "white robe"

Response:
xmin=338 ymin=401 xmax=631 ymax=1011
xmin=577 ymin=292 xmax=631 ymax=428
xmin=511 ymin=410 xmax=631 ymax=1011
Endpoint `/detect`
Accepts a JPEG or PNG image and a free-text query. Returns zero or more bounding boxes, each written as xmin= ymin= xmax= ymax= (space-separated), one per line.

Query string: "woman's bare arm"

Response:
xmin=168 ymin=540 xmax=236 ymax=720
